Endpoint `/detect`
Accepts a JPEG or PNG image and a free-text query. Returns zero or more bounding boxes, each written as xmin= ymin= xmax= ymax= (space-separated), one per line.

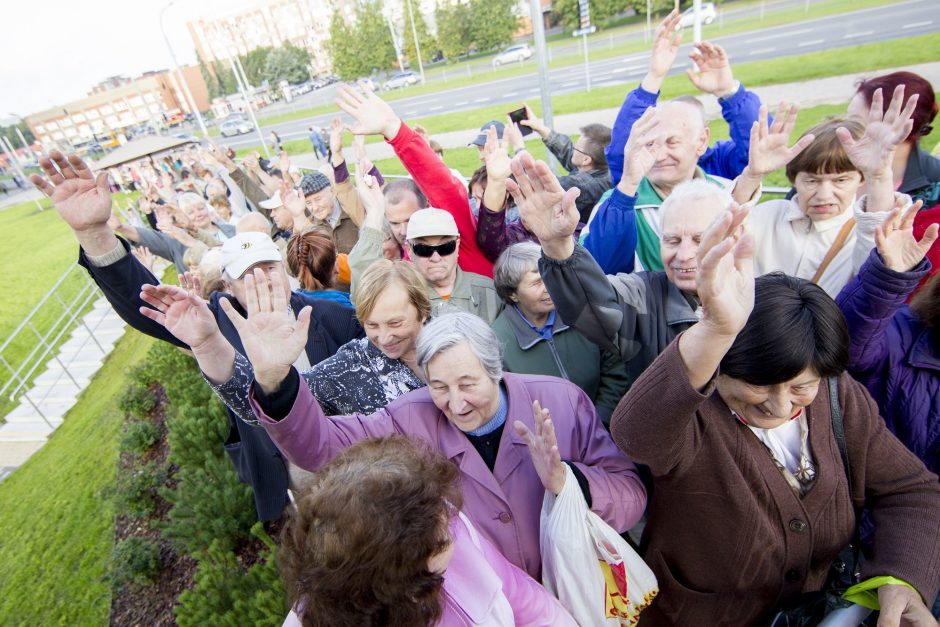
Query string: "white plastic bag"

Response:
xmin=540 ymin=465 xmax=658 ymax=626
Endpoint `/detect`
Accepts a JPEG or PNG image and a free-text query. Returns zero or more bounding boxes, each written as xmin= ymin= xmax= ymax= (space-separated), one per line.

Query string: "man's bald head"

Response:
xmin=236 ymin=212 xmax=273 ymax=236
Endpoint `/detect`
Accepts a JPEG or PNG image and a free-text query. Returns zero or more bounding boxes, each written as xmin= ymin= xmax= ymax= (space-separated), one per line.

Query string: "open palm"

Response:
xmin=139 ymin=284 xmax=219 ymax=348
xmin=506 ymin=152 xmax=580 ymax=243
xmin=696 ymin=204 xmax=755 ymax=337
xmin=876 ymin=200 xmax=939 ymax=273
xmin=747 ymin=102 xmax=815 ymax=177
xmin=839 ymin=85 xmax=918 ymax=174
xmin=30 ymin=151 xmax=112 ymax=232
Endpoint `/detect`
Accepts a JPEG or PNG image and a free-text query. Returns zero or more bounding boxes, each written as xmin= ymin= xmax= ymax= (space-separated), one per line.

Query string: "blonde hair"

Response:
xmin=354 ymin=260 xmax=431 ymax=323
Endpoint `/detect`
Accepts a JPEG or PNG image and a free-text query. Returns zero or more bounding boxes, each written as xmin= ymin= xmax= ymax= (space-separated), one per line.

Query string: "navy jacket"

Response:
xmin=79 ymin=239 xmax=363 ymax=520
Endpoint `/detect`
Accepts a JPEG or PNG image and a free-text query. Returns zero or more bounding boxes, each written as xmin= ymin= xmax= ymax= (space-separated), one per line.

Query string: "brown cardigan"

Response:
xmin=611 ymin=340 xmax=940 ymax=626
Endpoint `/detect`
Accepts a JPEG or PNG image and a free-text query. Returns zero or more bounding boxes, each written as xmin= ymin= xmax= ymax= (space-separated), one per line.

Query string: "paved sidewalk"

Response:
xmin=291 ymin=61 xmax=940 ymax=170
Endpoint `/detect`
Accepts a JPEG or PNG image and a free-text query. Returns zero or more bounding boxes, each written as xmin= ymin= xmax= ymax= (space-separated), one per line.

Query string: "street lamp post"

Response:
xmin=160 ymin=1 xmax=210 ymax=138
xmin=527 ymin=0 xmax=558 ymax=172
xmin=405 ymin=0 xmax=425 ymax=84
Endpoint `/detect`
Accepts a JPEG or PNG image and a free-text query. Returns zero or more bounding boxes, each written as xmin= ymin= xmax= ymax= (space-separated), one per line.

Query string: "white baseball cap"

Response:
xmin=406 ymin=208 xmax=459 ymax=240
xmin=258 ymin=190 xmax=283 ymax=210
xmin=218 ymin=232 xmax=283 ymax=279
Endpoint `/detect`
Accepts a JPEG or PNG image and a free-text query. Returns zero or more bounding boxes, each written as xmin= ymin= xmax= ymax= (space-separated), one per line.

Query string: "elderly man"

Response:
xmin=30 ymin=151 xmax=363 ymax=521
xmin=297 ymin=171 xmax=363 ymax=253
xmin=586 ymin=11 xmax=767 ymax=275
xmin=506 ymin=151 xmax=730 ymax=388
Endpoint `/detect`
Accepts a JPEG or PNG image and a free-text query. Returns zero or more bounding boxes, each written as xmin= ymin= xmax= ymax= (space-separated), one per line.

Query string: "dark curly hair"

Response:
xmin=278 ymin=436 xmax=463 ymax=627
xmin=286 ymin=227 xmax=337 ymax=292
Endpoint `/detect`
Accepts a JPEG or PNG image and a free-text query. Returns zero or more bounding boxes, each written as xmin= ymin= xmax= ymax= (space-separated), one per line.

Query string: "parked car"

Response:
xmin=219 ymin=118 xmax=253 ymax=137
xmin=492 ymin=44 xmax=533 ymax=68
xmin=676 ymin=2 xmax=717 ymax=28
xmin=382 ymin=71 xmax=420 ymax=90
xmin=357 ymin=77 xmax=378 ymax=91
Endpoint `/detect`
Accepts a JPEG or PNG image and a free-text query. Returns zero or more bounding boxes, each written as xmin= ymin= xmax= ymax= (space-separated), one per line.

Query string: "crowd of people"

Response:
xmin=28 ymin=10 xmax=940 ymax=626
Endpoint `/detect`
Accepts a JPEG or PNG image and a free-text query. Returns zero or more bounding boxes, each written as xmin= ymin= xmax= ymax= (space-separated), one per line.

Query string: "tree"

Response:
xmin=401 ymin=2 xmax=439 ymax=67
xmin=552 ymin=0 xmax=625 ymax=29
xmin=239 ymin=47 xmax=275 ymax=86
xmin=327 ymin=12 xmax=369 ymax=80
xmin=467 ymin=0 xmax=519 ymax=52
xmin=1 ymin=122 xmax=35 ymax=149
xmin=262 ymin=43 xmax=312 ymax=84
xmin=435 ymin=0 xmax=472 ymax=60
xmin=355 ymin=0 xmax=399 ymax=75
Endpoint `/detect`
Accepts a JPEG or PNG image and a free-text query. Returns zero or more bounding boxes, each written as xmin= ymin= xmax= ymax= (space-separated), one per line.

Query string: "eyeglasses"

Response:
xmin=410 ymin=239 xmax=458 ymax=258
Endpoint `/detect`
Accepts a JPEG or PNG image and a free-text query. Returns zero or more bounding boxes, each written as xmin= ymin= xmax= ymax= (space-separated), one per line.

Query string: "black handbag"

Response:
xmin=766 ymin=378 xmax=864 ymax=627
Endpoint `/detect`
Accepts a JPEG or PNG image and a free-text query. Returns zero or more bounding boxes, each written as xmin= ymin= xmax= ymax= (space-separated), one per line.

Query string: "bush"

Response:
xmin=159 ymin=453 xmax=255 ymax=554
xmin=166 ymin=399 xmax=230 ymax=470
xmin=120 ymin=420 xmax=161 ymax=454
xmin=112 ymin=536 xmax=161 ymax=586
xmin=118 ymin=384 xmax=157 ymax=419
xmin=114 ymin=461 xmax=168 ymax=518
xmin=175 ymin=525 xmax=287 ymax=627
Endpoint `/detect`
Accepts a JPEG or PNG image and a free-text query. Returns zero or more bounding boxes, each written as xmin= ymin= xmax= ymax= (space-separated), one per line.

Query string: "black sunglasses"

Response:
xmin=410 ymin=239 xmax=458 ymax=258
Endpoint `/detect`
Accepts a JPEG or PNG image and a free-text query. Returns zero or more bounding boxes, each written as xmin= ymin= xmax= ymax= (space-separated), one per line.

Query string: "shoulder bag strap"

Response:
xmin=811 ymin=218 xmax=856 ymax=284
xmin=828 ymin=377 xmax=862 ymax=580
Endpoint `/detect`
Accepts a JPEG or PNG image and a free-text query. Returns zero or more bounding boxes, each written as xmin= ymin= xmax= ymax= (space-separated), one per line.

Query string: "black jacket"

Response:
xmin=79 ymin=239 xmax=363 ymax=520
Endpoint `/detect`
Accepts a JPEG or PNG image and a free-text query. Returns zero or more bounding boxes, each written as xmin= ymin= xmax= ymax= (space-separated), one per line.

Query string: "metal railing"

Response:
xmin=0 ymin=264 xmax=106 ymax=426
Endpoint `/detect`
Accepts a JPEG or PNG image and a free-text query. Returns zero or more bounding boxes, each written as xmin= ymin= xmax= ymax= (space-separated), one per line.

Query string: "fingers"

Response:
xmin=219 ymin=296 xmax=248 ymax=332
xmin=788 ymin=133 xmax=816 ymax=160
xmin=731 ymin=231 xmax=755 ymax=277
xmin=51 ymin=152 xmax=78 ymax=180
xmin=869 ymin=87 xmax=884 ymax=123
xmin=697 ymin=209 xmax=734 ymax=264
xmin=29 ymin=173 xmax=54 ymax=197
xmin=920 ymin=222 xmax=940 ymax=252
xmin=293 ymin=305 xmax=313 ymax=341
xmin=269 ymin=266 xmax=288 ymax=312
xmin=835 ymin=126 xmax=857 ymax=151
xmin=561 ymin=187 xmax=581 ymax=214
xmin=900 ymin=198 xmax=924 ymax=230
xmin=68 ymin=154 xmax=95 ymax=180
xmin=251 ymin=267 xmax=273 ymax=313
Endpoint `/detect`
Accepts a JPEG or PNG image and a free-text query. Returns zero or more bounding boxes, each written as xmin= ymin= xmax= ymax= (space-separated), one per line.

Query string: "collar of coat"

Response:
xmin=503 ymin=306 xmax=571 ymax=350
xmin=635 ymin=167 xmax=725 ymax=208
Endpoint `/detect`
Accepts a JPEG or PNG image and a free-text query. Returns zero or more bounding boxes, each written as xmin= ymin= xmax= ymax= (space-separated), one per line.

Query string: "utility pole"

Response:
xmin=572 ymin=0 xmax=596 ymax=92
xmin=527 ymin=0 xmax=558 ymax=172
xmin=405 ymin=0 xmax=425 ymax=84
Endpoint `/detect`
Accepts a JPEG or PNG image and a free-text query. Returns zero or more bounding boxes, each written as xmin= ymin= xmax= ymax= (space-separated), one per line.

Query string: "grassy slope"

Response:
xmin=0 ymin=330 xmax=155 ymax=625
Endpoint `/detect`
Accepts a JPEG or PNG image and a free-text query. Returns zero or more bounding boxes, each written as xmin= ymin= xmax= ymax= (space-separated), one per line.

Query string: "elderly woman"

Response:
xmin=144 ymin=259 xmax=429 ymax=422
xmin=280 ymin=436 xmax=576 ymax=626
xmin=184 ymin=270 xmax=644 ymax=579
xmin=491 ymin=242 xmax=629 ymax=425
xmin=731 ymin=87 xmax=919 ymax=297
xmin=611 ymin=204 xmax=940 ymax=625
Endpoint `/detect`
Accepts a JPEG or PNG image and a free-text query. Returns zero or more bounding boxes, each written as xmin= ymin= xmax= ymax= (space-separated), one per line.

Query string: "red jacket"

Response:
xmin=387 ymin=123 xmax=494 ymax=277
xmin=912 ymin=205 xmax=940 ymax=297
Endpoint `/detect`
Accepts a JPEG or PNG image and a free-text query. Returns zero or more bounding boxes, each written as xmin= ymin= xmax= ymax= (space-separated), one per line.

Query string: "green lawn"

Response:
xmin=0 ymin=330 xmax=155 ymax=625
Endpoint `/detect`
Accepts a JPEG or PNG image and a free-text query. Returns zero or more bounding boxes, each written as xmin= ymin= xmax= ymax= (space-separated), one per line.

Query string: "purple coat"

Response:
xmin=836 ymin=249 xmax=939 ymax=476
xmin=250 ymin=371 xmax=646 ymax=579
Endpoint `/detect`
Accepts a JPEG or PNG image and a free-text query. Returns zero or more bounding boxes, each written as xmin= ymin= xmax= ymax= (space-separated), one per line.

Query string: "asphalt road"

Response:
xmin=217 ymin=0 xmax=937 ymax=150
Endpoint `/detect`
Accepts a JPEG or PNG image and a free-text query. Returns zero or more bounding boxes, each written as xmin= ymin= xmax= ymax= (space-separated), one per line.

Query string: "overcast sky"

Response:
xmin=1 ymin=0 xmax=265 ymax=121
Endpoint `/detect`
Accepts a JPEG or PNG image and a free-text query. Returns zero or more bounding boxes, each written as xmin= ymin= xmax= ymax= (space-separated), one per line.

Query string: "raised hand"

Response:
xmin=278 ymin=151 xmax=292 ymax=183
xmin=643 ymin=10 xmax=682 ymax=91
xmin=30 ymin=151 xmax=112 ymax=233
xmin=746 ymin=102 xmax=815 ymax=177
xmin=875 ymin=199 xmax=938 ymax=272
xmin=519 ymin=103 xmax=549 ymax=139
xmin=506 ymin=152 xmax=580 ymax=260
xmin=503 ymin=116 xmax=526 ymax=153
xmin=355 ymin=158 xmax=386 ymax=230
xmin=514 ymin=400 xmax=566 ymax=496
xmin=139 ymin=280 xmax=220 ymax=348
xmin=279 ymin=179 xmax=307 ymax=224
xmin=620 ymin=107 xmax=662 ymax=194
xmin=132 ymin=246 xmax=156 ymax=273
xmin=686 ymin=42 xmax=734 ymax=96
xmin=482 ymin=124 xmax=512 ymax=181
xmin=838 ymin=85 xmax=918 ymax=175
xmin=220 ymin=268 xmax=311 ymax=393
xmin=335 ymin=84 xmax=401 ymax=139
xmin=353 ymin=134 xmax=374 ymax=174
xmin=695 ymin=203 xmax=754 ymax=338
xmin=329 ymin=116 xmax=345 ymax=158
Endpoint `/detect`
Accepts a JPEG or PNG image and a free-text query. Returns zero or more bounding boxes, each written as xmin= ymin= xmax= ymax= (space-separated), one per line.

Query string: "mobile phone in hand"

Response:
xmin=508 ymin=107 xmax=533 ymax=136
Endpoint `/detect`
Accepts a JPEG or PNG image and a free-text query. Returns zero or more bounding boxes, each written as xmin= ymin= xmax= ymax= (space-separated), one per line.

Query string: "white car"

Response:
xmin=492 ymin=44 xmax=533 ymax=68
xmin=382 ymin=71 xmax=420 ymax=90
xmin=677 ymin=2 xmax=717 ymax=29
xmin=357 ymin=77 xmax=378 ymax=91
xmin=219 ymin=118 xmax=252 ymax=137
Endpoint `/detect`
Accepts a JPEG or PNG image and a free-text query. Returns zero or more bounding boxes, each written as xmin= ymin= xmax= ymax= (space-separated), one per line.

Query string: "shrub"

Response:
xmin=159 ymin=453 xmax=255 ymax=554
xmin=120 ymin=420 xmax=161 ymax=454
xmin=166 ymin=399 xmax=230 ymax=470
xmin=111 ymin=536 xmax=161 ymax=587
xmin=118 ymin=384 xmax=157 ymax=419
xmin=175 ymin=525 xmax=287 ymax=627
xmin=114 ymin=461 xmax=168 ymax=518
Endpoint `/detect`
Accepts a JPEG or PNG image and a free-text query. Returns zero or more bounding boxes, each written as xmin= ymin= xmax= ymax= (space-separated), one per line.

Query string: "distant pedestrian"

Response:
xmin=270 ymin=131 xmax=283 ymax=153
xmin=309 ymin=125 xmax=327 ymax=159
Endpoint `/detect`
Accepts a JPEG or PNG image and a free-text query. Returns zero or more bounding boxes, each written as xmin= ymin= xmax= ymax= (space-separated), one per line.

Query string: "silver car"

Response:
xmin=220 ymin=118 xmax=252 ymax=137
xmin=382 ymin=71 xmax=420 ymax=90
xmin=492 ymin=44 xmax=533 ymax=68
xmin=676 ymin=2 xmax=717 ymax=29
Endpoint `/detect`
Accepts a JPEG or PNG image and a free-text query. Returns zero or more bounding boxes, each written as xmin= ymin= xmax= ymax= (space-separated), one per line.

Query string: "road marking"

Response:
xmin=748 ymin=47 xmax=776 ymax=55
xmin=474 ymin=97 xmax=489 ymax=103
xmin=562 ymin=82 xmax=579 ymax=88
xmin=404 ymin=111 xmax=418 ymax=116
xmin=744 ymin=27 xmax=813 ymax=43
xmin=454 ymin=101 xmax=468 ymax=106
xmin=797 ymin=39 xmax=825 ymax=47
xmin=902 ymin=20 xmax=933 ymax=28
xmin=428 ymin=106 xmax=443 ymax=111
xmin=843 ymin=30 xmax=875 ymax=38
xmin=504 ymin=92 xmax=518 ymax=97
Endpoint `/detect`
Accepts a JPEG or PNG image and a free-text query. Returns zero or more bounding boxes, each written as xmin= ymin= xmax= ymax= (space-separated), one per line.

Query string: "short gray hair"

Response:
xmin=659 ymin=179 xmax=732 ymax=233
xmin=493 ymin=242 xmax=541 ymax=304
xmin=416 ymin=312 xmax=503 ymax=381
xmin=177 ymin=191 xmax=206 ymax=215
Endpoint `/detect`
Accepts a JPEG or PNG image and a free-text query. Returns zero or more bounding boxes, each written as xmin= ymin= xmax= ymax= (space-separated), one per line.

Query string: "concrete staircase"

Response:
xmin=0 ymin=298 xmax=126 ymax=478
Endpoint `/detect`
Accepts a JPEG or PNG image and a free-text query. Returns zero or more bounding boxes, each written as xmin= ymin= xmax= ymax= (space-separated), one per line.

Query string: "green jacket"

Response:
xmin=430 ymin=268 xmax=502 ymax=324
xmin=491 ymin=307 xmax=629 ymax=425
